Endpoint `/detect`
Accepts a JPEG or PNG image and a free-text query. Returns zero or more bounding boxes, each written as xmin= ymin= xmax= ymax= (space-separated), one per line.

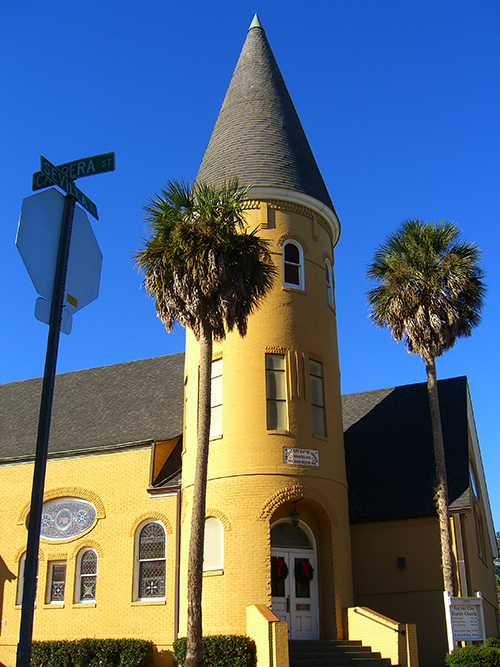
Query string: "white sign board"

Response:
xmin=444 ymin=592 xmax=486 ymax=651
xmin=283 ymin=448 xmax=319 ymax=467
xmin=16 ymin=188 xmax=102 ymax=329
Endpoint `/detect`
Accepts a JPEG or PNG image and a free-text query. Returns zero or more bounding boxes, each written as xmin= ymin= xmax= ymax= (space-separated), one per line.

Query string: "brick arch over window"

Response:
xmin=205 ymin=508 xmax=231 ymax=532
xmin=129 ymin=512 xmax=173 ymax=537
xmin=17 ymin=487 xmax=106 ymax=526
xmin=70 ymin=539 xmax=103 ymax=559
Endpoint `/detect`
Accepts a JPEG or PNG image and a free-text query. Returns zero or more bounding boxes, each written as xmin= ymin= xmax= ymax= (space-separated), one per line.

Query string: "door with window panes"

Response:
xmin=270 ymin=522 xmax=319 ymax=639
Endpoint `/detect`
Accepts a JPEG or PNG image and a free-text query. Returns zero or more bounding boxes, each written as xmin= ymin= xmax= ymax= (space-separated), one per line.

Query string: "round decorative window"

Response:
xmin=40 ymin=497 xmax=97 ymax=540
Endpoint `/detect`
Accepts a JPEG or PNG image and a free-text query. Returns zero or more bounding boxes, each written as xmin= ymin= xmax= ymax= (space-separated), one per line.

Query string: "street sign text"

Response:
xmin=39 ymin=156 xmax=99 ymax=220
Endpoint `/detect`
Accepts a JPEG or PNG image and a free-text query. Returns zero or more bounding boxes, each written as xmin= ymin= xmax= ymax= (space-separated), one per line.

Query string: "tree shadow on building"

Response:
xmin=0 ymin=555 xmax=16 ymax=638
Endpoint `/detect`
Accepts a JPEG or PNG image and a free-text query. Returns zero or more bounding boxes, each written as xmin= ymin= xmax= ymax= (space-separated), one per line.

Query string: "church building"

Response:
xmin=0 ymin=16 xmax=497 ymax=667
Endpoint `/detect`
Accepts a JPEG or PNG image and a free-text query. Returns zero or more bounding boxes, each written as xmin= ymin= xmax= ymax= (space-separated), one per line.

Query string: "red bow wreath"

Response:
xmin=271 ymin=557 xmax=289 ymax=581
xmin=295 ymin=559 xmax=314 ymax=583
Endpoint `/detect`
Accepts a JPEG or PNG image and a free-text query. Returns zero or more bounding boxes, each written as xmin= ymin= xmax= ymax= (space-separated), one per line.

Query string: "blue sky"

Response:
xmin=1 ymin=2 xmax=499 ymax=528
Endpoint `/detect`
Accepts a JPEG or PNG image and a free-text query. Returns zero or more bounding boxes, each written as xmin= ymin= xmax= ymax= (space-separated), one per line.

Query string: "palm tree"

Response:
xmin=135 ymin=179 xmax=276 ymax=667
xmin=367 ymin=219 xmax=485 ymax=596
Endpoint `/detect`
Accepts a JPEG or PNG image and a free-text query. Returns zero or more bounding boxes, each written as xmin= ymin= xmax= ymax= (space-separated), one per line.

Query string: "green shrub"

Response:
xmin=173 ymin=635 xmax=256 ymax=667
xmin=445 ymin=644 xmax=500 ymax=666
xmin=488 ymin=639 xmax=500 ymax=649
xmin=30 ymin=639 xmax=154 ymax=667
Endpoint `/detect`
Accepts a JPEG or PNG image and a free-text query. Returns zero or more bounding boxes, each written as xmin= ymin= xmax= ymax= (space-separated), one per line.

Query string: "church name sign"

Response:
xmin=283 ymin=448 xmax=319 ymax=467
xmin=444 ymin=592 xmax=486 ymax=651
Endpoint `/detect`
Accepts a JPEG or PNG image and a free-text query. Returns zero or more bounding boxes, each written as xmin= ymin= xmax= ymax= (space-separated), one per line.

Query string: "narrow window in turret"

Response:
xmin=309 ymin=360 xmax=326 ymax=436
xmin=283 ymin=241 xmax=304 ymax=290
xmin=325 ymin=259 xmax=334 ymax=307
xmin=210 ymin=358 xmax=222 ymax=437
xmin=266 ymin=354 xmax=287 ymax=430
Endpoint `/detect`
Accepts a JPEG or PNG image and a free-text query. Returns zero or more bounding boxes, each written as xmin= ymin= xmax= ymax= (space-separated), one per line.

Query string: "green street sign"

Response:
xmin=38 ymin=156 xmax=99 ymax=220
xmin=33 ymin=152 xmax=114 ymax=192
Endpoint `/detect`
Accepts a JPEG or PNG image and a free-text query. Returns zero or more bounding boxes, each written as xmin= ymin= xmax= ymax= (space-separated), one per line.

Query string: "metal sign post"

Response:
xmin=15 ymin=153 xmax=113 ymax=667
xmin=16 ymin=193 xmax=76 ymax=667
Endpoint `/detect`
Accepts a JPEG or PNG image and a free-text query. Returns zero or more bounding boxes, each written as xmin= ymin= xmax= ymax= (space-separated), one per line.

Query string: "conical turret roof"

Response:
xmin=196 ymin=16 xmax=335 ymax=215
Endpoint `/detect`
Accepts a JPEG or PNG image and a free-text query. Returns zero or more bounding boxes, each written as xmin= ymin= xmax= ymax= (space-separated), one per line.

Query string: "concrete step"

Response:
xmin=289 ymin=640 xmax=396 ymax=667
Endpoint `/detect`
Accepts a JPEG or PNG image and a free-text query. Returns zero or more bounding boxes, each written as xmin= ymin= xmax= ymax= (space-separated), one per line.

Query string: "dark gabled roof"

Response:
xmin=343 ymin=376 xmax=470 ymax=522
xmin=0 ymin=353 xmax=185 ymax=462
xmin=196 ymin=16 xmax=334 ymax=212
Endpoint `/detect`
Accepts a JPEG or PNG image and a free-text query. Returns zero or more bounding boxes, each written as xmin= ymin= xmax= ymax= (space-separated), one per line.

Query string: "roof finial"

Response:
xmin=249 ymin=13 xmax=264 ymax=31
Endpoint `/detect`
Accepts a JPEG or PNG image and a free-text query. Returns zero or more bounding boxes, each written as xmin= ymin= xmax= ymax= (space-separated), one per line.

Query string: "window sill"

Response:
xmin=72 ymin=602 xmax=96 ymax=608
xmin=209 ymin=434 xmax=223 ymax=441
xmin=43 ymin=603 xmax=65 ymax=609
xmin=131 ymin=599 xmax=166 ymax=607
xmin=203 ymin=569 xmax=224 ymax=578
xmin=282 ymin=286 xmax=306 ymax=294
xmin=267 ymin=430 xmax=290 ymax=436
xmin=312 ymin=434 xmax=328 ymax=441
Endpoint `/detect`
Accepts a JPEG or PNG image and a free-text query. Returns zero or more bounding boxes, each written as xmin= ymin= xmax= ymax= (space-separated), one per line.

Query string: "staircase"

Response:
xmin=288 ymin=640 xmax=396 ymax=667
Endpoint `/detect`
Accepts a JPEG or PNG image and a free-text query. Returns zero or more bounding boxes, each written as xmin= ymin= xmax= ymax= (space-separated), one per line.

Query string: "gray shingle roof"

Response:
xmin=0 ymin=351 xmax=471 ymax=523
xmin=343 ymin=377 xmax=470 ymax=522
xmin=0 ymin=354 xmax=185 ymax=461
xmin=196 ymin=17 xmax=335 ymax=212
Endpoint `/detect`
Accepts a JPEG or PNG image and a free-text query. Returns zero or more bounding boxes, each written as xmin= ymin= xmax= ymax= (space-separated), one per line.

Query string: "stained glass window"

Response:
xmin=40 ymin=498 xmax=96 ymax=540
xmin=78 ymin=549 xmax=97 ymax=602
xmin=48 ymin=562 xmax=66 ymax=603
xmin=138 ymin=522 xmax=166 ymax=599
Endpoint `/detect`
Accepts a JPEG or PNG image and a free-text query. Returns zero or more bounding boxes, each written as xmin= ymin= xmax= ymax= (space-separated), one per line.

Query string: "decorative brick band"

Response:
xmin=243 ymin=199 xmax=331 ymax=241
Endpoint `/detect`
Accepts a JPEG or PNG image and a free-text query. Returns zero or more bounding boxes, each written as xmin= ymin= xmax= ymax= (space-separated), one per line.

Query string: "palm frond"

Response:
xmin=135 ymin=179 xmax=276 ymax=340
xmin=366 ymin=219 xmax=486 ymax=361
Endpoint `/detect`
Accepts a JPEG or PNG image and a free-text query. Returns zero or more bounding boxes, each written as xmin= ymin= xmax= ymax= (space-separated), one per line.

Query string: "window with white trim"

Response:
xmin=134 ymin=521 xmax=166 ymax=600
xmin=47 ymin=561 xmax=66 ymax=603
xmin=203 ymin=517 xmax=224 ymax=571
xmin=210 ymin=358 xmax=223 ymax=438
xmin=266 ymin=354 xmax=287 ymax=430
xmin=325 ymin=259 xmax=334 ymax=307
xmin=76 ymin=548 xmax=97 ymax=603
xmin=283 ymin=240 xmax=305 ymax=289
xmin=309 ymin=360 xmax=326 ymax=436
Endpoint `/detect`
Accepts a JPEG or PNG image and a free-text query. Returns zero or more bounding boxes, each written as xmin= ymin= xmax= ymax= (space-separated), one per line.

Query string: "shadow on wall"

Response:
xmin=0 ymin=555 xmax=16 ymax=637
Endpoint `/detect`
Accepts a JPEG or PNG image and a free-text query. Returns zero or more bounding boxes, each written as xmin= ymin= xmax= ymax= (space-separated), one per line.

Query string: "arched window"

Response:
xmin=76 ymin=548 xmax=97 ymax=602
xmin=134 ymin=521 xmax=166 ymax=600
xmin=203 ymin=517 xmax=223 ymax=571
xmin=325 ymin=259 xmax=334 ymax=307
xmin=283 ymin=240 xmax=304 ymax=290
xmin=17 ymin=552 xmax=39 ymax=605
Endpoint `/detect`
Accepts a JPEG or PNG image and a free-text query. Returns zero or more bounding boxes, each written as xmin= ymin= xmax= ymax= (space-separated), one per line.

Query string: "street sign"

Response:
xmin=32 ymin=152 xmax=115 ymax=191
xmin=16 ymin=188 xmax=102 ymax=325
xmin=37 ymin=156 xmax=99 ymax=220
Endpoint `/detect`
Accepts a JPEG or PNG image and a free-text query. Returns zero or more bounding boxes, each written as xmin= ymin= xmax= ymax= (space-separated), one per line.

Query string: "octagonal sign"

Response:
xmin=16 ymin=188 xmax=102 ymax=315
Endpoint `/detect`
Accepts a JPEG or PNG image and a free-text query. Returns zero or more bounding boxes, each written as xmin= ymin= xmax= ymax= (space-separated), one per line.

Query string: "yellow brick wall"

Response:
xmin=180 ymin=199 xmax=353 ymax=641
xmin=0 ymin=447 xmax=179 ymax=667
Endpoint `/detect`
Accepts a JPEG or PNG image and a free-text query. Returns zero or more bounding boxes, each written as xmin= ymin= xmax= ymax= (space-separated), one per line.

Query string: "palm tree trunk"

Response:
xmin=425 ymin=357 xmax=456 ymax=596
xmin=185 ymin=310 xmax=213 ymax=667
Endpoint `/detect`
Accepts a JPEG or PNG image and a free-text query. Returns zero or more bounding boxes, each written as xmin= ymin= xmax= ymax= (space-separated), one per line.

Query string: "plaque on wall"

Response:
xmin=283 ymin=448 xmax=319 ymax=467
